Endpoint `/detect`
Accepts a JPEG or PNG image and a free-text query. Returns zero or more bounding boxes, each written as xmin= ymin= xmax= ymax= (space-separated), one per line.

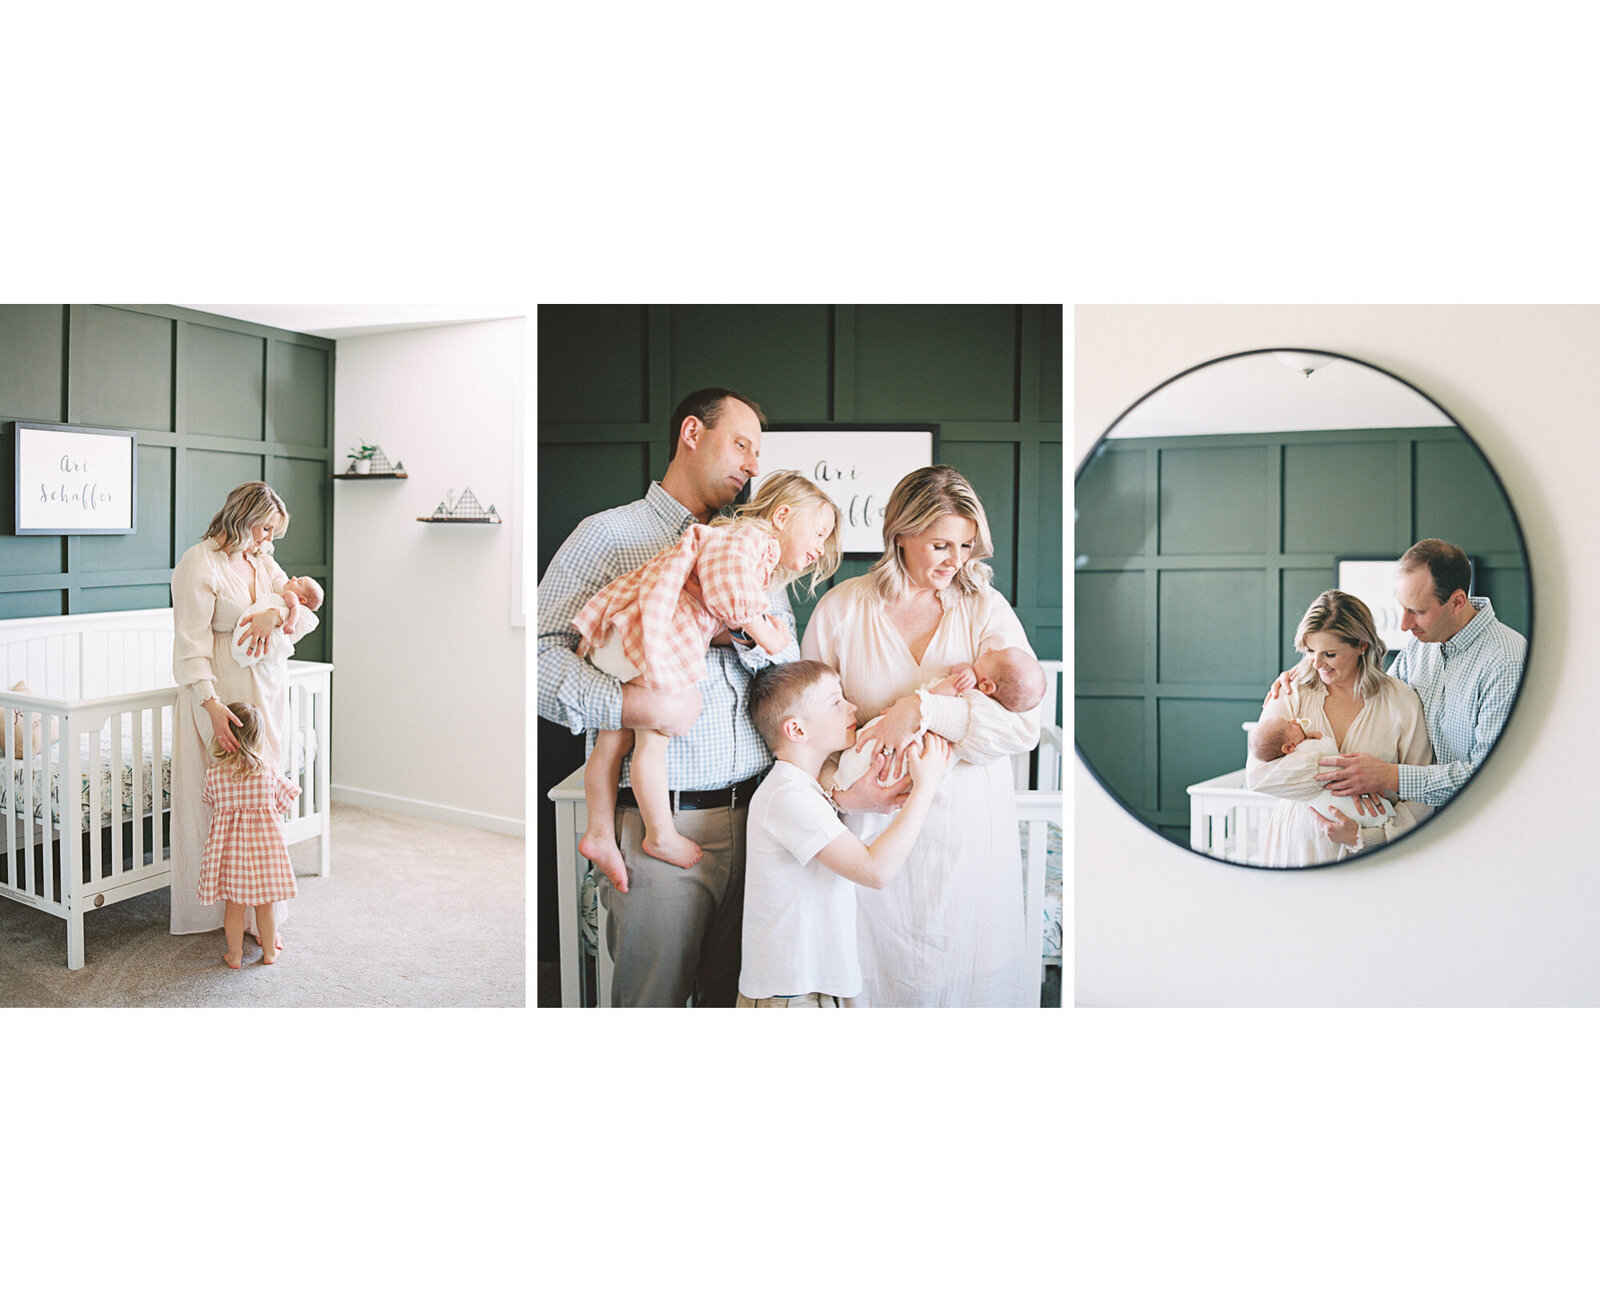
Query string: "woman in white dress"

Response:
xmin=169 ymin=482 xmax=318 ymax=943
xmin=1246 ymin=589 xmax=1432 ymax=867
xmin=801 ymin=466 xmax=1040 ymax=1006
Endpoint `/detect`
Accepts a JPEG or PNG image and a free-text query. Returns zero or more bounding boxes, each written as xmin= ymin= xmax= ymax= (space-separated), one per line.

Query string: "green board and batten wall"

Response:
xmin=1075 ymin=426 xmax=1530 ymax=843
xmin=0 ymin=305 xmax=334 ymax=660
xmin=536 ymin=303 xmax=1064 ymax=962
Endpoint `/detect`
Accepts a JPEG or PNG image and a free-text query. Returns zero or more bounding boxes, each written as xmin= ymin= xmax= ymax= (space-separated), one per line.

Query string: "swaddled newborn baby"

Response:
xmin=831 ymin=645 xmax=1047 ymax=793
xmin=231 ymin=576 xmax=324 ymax=669
xmin=1250 ymin=717 xmax=1395 ymax=827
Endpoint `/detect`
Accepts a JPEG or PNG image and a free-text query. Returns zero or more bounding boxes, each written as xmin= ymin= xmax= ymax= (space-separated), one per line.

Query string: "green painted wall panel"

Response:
xmin=1159 ymin=570 xmax=1268 ymax=685
xmin=1076 ymin=697 xmax=1145 ymax=808
xmin=273 ymin=456 xmax=330 ymax=572
xmin=72 ymin=306 xmax=173 ymax=432
xmin=1076 ymin=571 xmax=1144 ymax=683
xmin=1414 ymin=441 xmax=1519 ymax=554
xmin=1076 ymin=445 xmax=1149 ymax=563
xmin=80 ymin=584 xmax=173 ymax=613
xmin=670 ymin=305 xmax=831 ymax=422
xmin=1280 ymin=568 xmax=1334 ymax=665
xmin=1477 ymin=565 xmax=1529 ymax=637
xmin=1040 ymin=308 xmax=1062 ymax=423
xmin=79 ymin=445 xmax=174 ymax=573
xmin=184 ymin=323 xmax=265 ymax=440
xmin=0 ymin=590 xmax=65 ymax=619
xmin=1283 ymin=441 xmax=1402 ymax=555
xmin=267 ymin=342 xmax=329 ymax=446
xmin=853 ymin=305 xmax=1017 ymax=422
xmin=1160 ymin=445 xmax=1268 ymax=555
xmin=942 ymin=439 xmax=1017 ymax=602
xmin=0 ymin=305 xmax=65 ymax=421
xmin=537 ymin=305 xmax=648 ymax=424
xmin=1038 ymin=441 xmax=1063 ymax=604
xmin=185 ymin=451 xmax=266 ymax=546
xmin=1159 ymin=698 xmax=1259 ymax=814
xmin=537 ymin=439 xmax=651 ymax=572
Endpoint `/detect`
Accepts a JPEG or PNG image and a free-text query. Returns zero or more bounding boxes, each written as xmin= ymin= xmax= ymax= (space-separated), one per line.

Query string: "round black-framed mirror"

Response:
xmin=1074 ymin=347 xmax=1533 ymax=870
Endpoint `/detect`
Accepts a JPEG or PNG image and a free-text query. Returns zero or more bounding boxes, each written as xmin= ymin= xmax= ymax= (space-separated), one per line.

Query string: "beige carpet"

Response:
xmin=0 ymin=802 xmax=524 ymax=1007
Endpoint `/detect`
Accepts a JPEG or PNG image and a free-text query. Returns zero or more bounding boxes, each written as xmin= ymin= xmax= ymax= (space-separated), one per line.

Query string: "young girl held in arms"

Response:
xmin=573 ymin=470 xmax=842 ymax=888
xmin=198 ymin=701 xmax=302 ymax=967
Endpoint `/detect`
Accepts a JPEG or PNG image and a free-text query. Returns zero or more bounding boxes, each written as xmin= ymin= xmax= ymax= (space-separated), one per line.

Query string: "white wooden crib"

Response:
xmin=1186 ymin=721 xmax=1275 ymax=864
xmin=0 ymin=608 xmax=333 ymax=969
xmin=548 ymin=661 xmax=1065 ymax=1007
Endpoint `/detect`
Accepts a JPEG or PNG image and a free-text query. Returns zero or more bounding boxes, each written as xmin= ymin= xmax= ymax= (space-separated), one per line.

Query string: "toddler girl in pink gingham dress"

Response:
xmin=197 ymin=700 xmax=301 ymax=967
xmin=573 ymin=470 xmax=841 ymax=888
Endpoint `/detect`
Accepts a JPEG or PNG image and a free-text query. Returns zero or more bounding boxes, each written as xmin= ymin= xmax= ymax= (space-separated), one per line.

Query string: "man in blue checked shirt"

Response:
xmin=538 ymin=387 xmax=905 ymax=1007
xmin=1315 ymin=538 xmax=1527 ymax=811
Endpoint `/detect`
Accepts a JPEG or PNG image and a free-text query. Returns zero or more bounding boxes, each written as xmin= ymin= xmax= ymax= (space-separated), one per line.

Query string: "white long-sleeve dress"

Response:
xmin=169 ymin=539 xmax=319 ymax=933
xmin=1244 ymin=675 xmax=1433 ymax=869
xmin=801 ymin=577 xmax=1041 ymax=1007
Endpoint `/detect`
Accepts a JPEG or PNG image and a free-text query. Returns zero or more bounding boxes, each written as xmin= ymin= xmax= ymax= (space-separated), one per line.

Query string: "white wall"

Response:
xmin=331 ymin=318 xmax=526 ymax=836
xmin=1076 ymin=305 xmax=1597 ymax=1005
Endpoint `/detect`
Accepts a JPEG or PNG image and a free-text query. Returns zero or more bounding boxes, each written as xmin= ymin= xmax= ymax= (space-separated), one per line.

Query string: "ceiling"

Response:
xmin=176 ymin=304 xmax=524 ymax=340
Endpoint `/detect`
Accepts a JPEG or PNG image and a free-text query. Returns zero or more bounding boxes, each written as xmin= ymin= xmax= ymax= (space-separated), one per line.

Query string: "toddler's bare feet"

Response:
xmin=579 ymin=831 xmax=629 ymax=892
xmin=642 ymin=829 xmax=703 ymax=869
xmin=261 ymin=947 xmax=279 ymax=965
xmin=250 ymin=930 xmax=285 ymax=952
xmin=222 ymin=951 xmax=243 ymax=969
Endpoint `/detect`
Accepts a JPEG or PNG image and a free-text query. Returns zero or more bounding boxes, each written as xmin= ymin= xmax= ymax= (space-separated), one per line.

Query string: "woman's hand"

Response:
xmin=1308 ymin=804 xmax=1358 ymax=849
xmin=851 ymin=694 xmax=923 ymax=777
xmin=205 ymin=698 xmax=243 ymax=753
xmin=236 ymin=609 xmax=279 ymax=658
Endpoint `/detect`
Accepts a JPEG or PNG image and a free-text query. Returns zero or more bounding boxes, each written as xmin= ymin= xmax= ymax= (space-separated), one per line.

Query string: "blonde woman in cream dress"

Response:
xmin=169 ymin=483 xmax=318 ymax=941
xmin=1246 ymin=589 xmax=1432 ymax=868
xmin=801 ymin=467 xmax=1041 ymax=1007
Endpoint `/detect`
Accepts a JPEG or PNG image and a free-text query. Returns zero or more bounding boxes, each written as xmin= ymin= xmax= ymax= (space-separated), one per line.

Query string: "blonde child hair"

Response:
xmin=209 ymin=701 xmax=269 ymax=777
xmin=710 ymin=469 xmax=843 ymax=598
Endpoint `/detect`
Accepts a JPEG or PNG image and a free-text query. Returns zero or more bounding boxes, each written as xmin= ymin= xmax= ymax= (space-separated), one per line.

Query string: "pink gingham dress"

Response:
xmin=196 ymin=764 xmax=301 ymax=906
xmin=572 ymin=523 xmax=781 ymax=690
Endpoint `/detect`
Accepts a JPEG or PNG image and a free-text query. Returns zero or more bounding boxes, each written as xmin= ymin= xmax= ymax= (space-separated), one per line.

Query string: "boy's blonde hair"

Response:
xmin=203 ymin=482 xmax=289 ymax=553
xmin=867 ymin=465 xmax=995 ymax=601
xmin=209 ymin=701 xmax=270 ymax=777
xmin=748 ymin=659 xmax=838 ymax=751
xmin=710 ymin=470 xmax=842 ymax=598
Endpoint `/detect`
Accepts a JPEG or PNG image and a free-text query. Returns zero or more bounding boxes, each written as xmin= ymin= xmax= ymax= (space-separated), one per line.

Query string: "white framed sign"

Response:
xmin=12 ymin=422 xmax=138 ymax=535
xmin=754 ymin=426 xmax=937 ymax=553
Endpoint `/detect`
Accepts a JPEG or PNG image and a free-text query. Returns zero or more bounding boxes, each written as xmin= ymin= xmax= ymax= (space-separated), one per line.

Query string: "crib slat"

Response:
xmin=3 ymin=705 xmax=14 ymax=894
xmin=109 ymin=714 xmax=123 ymax=880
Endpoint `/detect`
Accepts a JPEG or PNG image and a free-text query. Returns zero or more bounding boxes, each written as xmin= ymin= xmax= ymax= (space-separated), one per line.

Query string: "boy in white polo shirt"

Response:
xmin=739 ymin=659 xmax=951 ymax=1008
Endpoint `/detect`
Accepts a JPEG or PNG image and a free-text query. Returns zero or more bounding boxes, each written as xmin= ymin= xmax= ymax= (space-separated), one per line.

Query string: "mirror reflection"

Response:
xmin=1075 ymin=349 xmax=1530 ymax=869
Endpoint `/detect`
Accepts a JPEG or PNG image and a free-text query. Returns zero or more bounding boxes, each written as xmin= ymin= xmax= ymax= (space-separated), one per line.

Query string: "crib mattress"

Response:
xmin=2 ymin=723 xmax=313 ymax=832
xmin=578 ymin=820 xmax=1066 ymax=965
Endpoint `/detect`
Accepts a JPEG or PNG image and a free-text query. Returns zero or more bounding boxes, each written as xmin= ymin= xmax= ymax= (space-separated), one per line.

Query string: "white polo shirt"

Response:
xmin=739 ymin=761 xmax=859 ymax=1001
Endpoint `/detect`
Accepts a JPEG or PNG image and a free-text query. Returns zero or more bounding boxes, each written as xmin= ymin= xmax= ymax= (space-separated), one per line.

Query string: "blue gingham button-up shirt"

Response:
xmin=536 ymin=481 xmax=798 ymax=789
xmin=1388 ymin=596 xmax=1526 ymax=806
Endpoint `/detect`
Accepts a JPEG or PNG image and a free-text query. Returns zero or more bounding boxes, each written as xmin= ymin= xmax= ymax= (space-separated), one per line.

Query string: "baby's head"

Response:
xmin=749 ymin=659 xmax=856 ymax=757
xmin=972 ymin=646 xmax=1048 ymax=713
xmin=1250 ymin=718 xmax=1308 ymax=762
xmin=282 ymin=576 xmax=324 ymax=610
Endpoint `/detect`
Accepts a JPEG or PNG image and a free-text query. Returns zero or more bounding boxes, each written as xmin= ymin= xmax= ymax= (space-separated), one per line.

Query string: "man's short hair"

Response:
xmin=1399 ymin=538 xmax=1471 ymax=604
xmin=669 ymin=387 xmax=766 ymax=461
xmin=748 ymin=660 xmax=835 ymax=751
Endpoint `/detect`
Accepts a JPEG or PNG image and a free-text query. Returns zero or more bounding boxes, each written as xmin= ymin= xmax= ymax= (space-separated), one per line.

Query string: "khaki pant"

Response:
xmin=600 ymin=803 xmax=746 ymax=1008
xmin=737 ymin=992 xmax=843 ymax=1008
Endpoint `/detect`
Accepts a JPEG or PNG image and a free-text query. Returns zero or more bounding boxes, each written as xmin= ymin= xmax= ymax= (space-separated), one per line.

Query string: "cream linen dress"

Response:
xmin=1244 ymin=675 xmax=1433 ymax=869
xmin=169 ymin=539 xmax=318 ymax=934
xmin=801 ymin=576 xmax=1041 ymax=1007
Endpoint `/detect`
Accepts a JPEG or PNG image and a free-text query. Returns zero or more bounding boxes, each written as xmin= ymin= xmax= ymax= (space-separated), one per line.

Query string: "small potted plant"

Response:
xmin=347 ymin=444 xmax=378 ymax=475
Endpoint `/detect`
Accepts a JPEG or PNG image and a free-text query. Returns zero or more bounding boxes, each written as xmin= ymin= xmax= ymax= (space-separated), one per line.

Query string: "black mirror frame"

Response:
xmin=1073 ymin=346 xmax=1535 ymax=870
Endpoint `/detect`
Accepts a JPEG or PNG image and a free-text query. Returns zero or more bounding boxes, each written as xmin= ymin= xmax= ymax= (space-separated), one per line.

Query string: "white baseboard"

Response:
xmin=330 ymin=785 xmax=525 ymax=839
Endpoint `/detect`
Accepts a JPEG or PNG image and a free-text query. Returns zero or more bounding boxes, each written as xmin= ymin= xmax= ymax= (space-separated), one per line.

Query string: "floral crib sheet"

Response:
xmin=2 ymin=721 xmax=174 ymax=832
